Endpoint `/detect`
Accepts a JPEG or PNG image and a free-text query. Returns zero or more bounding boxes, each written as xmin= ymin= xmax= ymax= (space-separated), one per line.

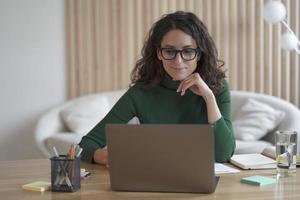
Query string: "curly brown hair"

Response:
xmin=131 ymin=11 xmax=226 ymax=95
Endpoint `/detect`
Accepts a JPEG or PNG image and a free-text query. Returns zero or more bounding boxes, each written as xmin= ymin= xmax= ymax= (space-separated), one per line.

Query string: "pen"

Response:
xmin=53 ymin=146 xmax=59 ymax=157
xmin=75 ymin=144 xmax=80 ymax=154
xmin=67 ymin=144 xmax=76 ymax=184
xmin=69 ymin=144 xmax=75 ymax=160
xmin=76 ymin=148 xmax=83 ymax=158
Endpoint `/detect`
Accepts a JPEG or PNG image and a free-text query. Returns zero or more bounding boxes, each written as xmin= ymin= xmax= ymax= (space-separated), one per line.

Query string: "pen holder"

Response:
xmin=50 ymin=155 xmax=81 ymax=192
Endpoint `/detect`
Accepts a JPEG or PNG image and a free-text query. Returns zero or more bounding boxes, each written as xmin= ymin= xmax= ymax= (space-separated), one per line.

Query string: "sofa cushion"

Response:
xmin=60 ymin=95 xmax=111 ymax=134
xmin=233 ymin=98 xmax=285 ymax=141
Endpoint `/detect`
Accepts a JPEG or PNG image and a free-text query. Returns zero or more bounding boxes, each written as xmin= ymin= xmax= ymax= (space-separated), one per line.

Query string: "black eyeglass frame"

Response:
xmin=159 ymin=47 xmax=200 ymax=61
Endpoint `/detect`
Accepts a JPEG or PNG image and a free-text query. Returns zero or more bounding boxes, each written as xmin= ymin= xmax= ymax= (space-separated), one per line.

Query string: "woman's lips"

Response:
xmin=171 ymin=67 xmax=186 ymax=71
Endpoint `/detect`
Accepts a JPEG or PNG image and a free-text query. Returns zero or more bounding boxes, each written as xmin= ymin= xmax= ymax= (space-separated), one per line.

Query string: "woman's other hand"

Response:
xmin=93 ymin=148 xmax=109 ymax=167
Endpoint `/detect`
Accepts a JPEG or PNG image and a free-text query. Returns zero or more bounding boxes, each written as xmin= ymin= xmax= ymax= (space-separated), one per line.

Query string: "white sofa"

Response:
xmin=232 ymin=91 xmax=300 ymax=154
xmin=35 ymin=90 xmax=300 ymax=158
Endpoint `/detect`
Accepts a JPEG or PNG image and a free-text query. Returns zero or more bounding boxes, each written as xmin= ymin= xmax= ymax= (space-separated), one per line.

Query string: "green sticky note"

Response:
xmin=240 ymin=176 xmax=276 ymax=186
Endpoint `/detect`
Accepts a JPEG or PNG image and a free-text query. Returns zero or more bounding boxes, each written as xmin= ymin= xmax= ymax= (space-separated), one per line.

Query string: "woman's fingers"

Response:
xmin=176 ymin=74 xmax=195 ymax=93
xmin=180 ymin=78 xmax=197 ymax=96
xmin=177 ymin=74 xmax=198 ymax=95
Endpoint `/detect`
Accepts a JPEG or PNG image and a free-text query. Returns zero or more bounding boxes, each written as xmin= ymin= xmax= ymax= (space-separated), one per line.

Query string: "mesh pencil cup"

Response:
xmin=50 ymin=155 xmax=81 ymax=192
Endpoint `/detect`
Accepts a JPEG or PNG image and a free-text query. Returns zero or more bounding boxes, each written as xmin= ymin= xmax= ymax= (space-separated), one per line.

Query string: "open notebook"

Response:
xmin=230 ymin=153 xmax=276 ymax=170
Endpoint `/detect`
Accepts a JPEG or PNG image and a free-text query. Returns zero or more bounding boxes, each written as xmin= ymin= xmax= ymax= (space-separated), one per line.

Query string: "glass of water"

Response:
xmin=275 ymin=130 xmax=297 ymax=177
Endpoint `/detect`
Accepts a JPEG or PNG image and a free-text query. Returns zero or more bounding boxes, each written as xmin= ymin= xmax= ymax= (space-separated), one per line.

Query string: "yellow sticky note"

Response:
xmin=297 ymin=154 xmax=300 ymax=165
xmin=22 ymin=181 xmax=51 ymax=192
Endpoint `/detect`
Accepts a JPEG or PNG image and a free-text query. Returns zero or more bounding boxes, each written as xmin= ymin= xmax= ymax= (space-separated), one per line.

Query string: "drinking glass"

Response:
xmin=275 ymin=131 xmax=297 ymax=177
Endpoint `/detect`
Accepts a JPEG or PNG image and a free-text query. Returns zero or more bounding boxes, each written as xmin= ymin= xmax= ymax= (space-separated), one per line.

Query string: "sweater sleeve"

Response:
xmin=212 ymin=80 xmax=236 ymax=162
xmin=79 ymin=87 xmax=138 ymax=162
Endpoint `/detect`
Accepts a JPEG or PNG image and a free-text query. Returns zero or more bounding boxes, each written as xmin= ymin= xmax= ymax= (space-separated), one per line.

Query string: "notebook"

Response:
xmin=105 ymin=124 xmax=219 ymax=193
xmin=230 ymin=154 xmax=276 ymax=170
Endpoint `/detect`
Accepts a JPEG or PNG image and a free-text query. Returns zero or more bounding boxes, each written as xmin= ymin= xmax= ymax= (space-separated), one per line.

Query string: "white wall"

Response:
xmin=0 ymin=0 xmax=66 ymax=160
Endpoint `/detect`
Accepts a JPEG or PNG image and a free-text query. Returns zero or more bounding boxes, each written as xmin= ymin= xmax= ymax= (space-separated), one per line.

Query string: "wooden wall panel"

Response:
xmin=66 ymin=0 xmax=300 ymax=108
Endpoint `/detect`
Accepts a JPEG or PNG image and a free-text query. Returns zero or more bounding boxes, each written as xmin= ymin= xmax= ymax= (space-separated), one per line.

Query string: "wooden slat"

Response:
xmin=93 ymin=0 xmax=100 ymax=92
xmin=75 ymin=0 xmax=83 ymax=96
xmin=247 ymin=0 xmax=255 ymax=92
xmin=168 ymin=0 xmax=177 ymax=13
xmin=111 ymin=0 xmax=119 ymax=89
xmin=159 ymin=0 xmax=168 ymax=15
xmin=185 ymin=0 xmax=194 ymax=12
xmin=290 ymin=0 xmax=299 ymax=107
xmin=100 ymin=0 xmax=111 ymax=91
xmin=285 ymin=0 xmax=291 ymax=102
xmin=83 ymin=0 xmax=93 ymax=94
xmin=211 ymin=0 xmax=221 ymax=51
xmin=255 ymin=0 xmax=264 ymax=93
xmin=194 ymin=0 xmax=203 ymax=20
xmin=202 ymin=0 xmax=212 ymax=33
xmin=127 ymin=0 xmax=135 ymax=88
xmin=263 ymin=21 xmax=272 ymax=95
xmin=228 ymin=0 xmax=238 ymax=89
xmin=281 ymin=0 xmax=289 ymax=100
xmin=119 ymin=0 xmax=127 ymax=87
xmin=237 ymin=0 xmax=246 ymax=90
xmin=272 ymin=23 xmax=282 ymax=97
xmin=66 ymin=0 xmax=76 ymax=98
xmin=220 ymin=0 xmax=229 ymax=78
xmin=134 ymin=0 xmax=143 ymax=63
xmin=177 ymin=0 xmax=185 ymax=10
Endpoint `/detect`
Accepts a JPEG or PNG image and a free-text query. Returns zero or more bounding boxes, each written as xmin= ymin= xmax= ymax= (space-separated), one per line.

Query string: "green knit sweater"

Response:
xmin=79 ymin=74 xmax=235 ymax=163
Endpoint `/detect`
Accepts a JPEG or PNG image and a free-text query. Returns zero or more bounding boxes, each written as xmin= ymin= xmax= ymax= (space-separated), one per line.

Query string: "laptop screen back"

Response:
xmin=105 ymin=124 xmax=217 ymax=193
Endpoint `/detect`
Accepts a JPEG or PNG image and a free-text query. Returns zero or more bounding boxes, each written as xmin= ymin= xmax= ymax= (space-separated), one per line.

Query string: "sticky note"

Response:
xmin=22 ymin=181 xmax=51 ymax=192
xmin=240 ymin=176 xmax=276 ymax=186
xmin=296 ymin=154 xmax=300 ymax=166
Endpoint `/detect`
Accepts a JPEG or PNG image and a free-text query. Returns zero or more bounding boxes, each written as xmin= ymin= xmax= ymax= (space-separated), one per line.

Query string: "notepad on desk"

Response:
xmin=22 ymin=181 xmax=51 ymax=192
xmin=230 ymin=153 xmax=276 ymax=170
xmin=240 ymin=175 xmax=276 ymax=186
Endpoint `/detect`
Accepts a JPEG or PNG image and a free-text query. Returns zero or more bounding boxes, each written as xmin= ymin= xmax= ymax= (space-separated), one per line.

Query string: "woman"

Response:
xmin=79 ymin=11 xmax=235 ymax=164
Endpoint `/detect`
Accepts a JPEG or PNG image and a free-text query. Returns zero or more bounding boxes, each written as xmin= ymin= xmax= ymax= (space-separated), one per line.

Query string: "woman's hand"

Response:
xmin=93 ymin=148 xmax=109 ymax=167
xmin=177 ymin=73 xmax=222 ymax=123
xmin=177 ymin=73 xmax=212 ymax=98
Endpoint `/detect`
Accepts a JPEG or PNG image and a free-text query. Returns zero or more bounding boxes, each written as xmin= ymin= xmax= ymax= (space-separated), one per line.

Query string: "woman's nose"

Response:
xmin=173 ymin=53 xmax=183 ymax=63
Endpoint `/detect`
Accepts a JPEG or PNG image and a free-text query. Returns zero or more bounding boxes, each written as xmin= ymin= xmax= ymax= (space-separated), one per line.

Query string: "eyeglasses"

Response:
xmin=159 ymin=48 xmax=199 ymax=61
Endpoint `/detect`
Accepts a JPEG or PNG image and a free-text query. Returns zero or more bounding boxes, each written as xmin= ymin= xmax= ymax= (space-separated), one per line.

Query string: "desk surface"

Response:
xmin=0 ymin=159 xmax=299 ymax=200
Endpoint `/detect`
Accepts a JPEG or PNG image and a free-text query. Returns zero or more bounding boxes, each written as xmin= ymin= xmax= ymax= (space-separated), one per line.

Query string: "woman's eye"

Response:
xmin=165 ymin=49 xmax=175 ymax=54
xmin=183 ymin=49 xmax=194 ymax=54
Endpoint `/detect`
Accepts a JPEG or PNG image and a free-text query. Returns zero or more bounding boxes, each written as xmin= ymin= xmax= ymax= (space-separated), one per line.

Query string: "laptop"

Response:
xmin=105 ymin=124 xmax=219 ymax=193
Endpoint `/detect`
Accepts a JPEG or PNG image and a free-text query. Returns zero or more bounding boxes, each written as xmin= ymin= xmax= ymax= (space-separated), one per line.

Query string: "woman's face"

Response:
xmin=157 ymin=29 xmax=199 ymax=81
